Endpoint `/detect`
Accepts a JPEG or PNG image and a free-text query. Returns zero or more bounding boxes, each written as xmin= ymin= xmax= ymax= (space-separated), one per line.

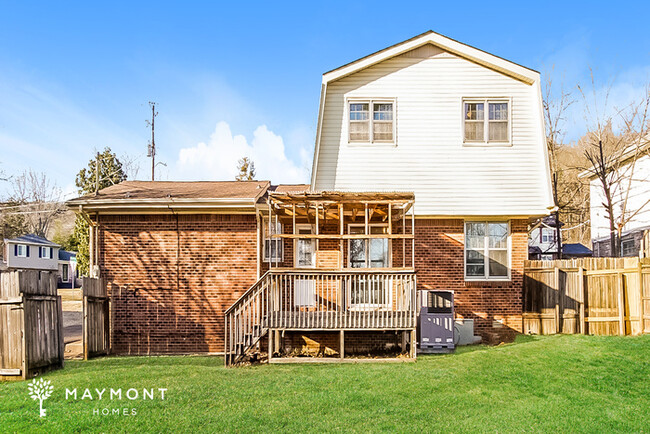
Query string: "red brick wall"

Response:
xmin=412 ymin=218 xmax=528 ymax=343
xmin=98 ymin=214 xmax=258 ymax=355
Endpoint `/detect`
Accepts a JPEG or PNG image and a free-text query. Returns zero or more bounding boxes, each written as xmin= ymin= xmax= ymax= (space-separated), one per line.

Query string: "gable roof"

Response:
xmin=322 ymin=30 xmax=539 ymax=85
xmin=59 ymin=250 xmax=76 ymax=261
xmin=66 ymin=181 xmax=271 ymax=214
xmin=5 ymin=234 xmax=59 ymax=247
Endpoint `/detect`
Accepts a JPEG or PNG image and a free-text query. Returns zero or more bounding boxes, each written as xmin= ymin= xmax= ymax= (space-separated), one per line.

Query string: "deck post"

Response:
xmin=275 ymin=329 xmax=281 ymax=355
xmin=410 ymin=329 xmax=417 ymax=359
xmin=268 ymin=328 xmax=274 ymax=361
xmin=340 ymin=330 xmax=344 ymax=360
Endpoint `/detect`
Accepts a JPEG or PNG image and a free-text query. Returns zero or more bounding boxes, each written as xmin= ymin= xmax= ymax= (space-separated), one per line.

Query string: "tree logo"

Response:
xmin=28 ymin=377 xmax=54 ymax=417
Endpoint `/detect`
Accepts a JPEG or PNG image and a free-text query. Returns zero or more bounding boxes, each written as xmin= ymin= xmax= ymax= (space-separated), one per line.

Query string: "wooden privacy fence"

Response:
xmin=0 ymin=270 xmax=64 ymax=380
xmin=82 ymin=277 xmax=110 ymax=359
xmin=523 ymin=258 xmax=650 ymax=336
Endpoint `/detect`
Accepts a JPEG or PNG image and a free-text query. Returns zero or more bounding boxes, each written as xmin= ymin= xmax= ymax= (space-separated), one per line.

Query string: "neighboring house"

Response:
xmin=583 ymin=141 xmax=650 ymax=257
xmin=58 ymin=250 xmax=80 ymax=289
xmin=529 ymin=215 xmax=561 ymax=260
xmin=66 ymin=31 xmax=553 ymax=359
xmin=2 ymin=234 xmax=60 ymax=271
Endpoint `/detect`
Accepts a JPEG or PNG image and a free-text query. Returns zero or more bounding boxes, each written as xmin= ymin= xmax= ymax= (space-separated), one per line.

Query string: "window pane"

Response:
xmin=488 ymin=103 xmax=508 ymax=120
xmin=488 ymin=223 xmax=508 ymax=248
xmin=465 ymin=223 xmax=485 ymax=249
xmin=350 ymin=121 xmax=369 ymax=141
xmin=464 ymin=121 xmax=484 ymax=141
xmin=464 ymin=103 xmax=484 ymax=120
xmin=297 ymin=239 xmax=314 ymax=267
xmin=369 ymin=239 xmax=388 ymax=268
xmin=373 ymin=122 xmax=393 ymax=141
xmin=466 ymin=250 xmax=485 ymax=277
xmin=350 ymin=239 xmax=366 ymax=268
xmin=350 ymin=103 xmax=369 ymax=120
xmin=488 ymin=121 xmax=508 ymax=141
xmin=489 ymin=250 xmax=508 ymax=277
xmin=373 ymin=103 xmax=393 ymax=121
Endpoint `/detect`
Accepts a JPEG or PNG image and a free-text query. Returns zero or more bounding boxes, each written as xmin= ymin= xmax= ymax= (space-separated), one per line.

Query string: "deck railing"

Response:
xmin=224 ymin=269 xmax=417 ymax=366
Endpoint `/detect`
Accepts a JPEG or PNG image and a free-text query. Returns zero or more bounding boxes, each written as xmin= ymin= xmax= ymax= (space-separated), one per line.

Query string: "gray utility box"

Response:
xmin=418 ymin=290 xmax=455 ymax=353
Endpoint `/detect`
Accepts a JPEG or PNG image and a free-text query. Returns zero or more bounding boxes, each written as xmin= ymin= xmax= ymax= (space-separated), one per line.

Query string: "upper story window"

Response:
xmin=40 ymin=246 xmax=52 ymax=259
xmin=16 ymin=244 xmax=27 ymax=257
xmin=540 ymin=228 xmax=556 ymax=244
xmin=463 ymin=99 xmax=510 ymax=144
xmin=465 ymin=221 xmax=510 ymax=281
xmin=349 ymin=100 xmax=394 ymax=143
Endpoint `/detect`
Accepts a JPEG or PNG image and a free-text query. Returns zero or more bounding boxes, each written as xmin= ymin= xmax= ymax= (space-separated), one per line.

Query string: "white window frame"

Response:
xmin=347 ymin=98 xmax=396 ymax=144
xmin=621 ymin=238 xmax=636 ymax=257
xmin=464 ymin=221 xmax=511 ymax=281
xmin=16 ymin=244 xmax=27 ymax=257
xmin=263 ymin=220 xmax=284 ymax=263
xmin=40 ymin=246 xmax=52 ymax=258
xmin=462 ymin=98 xmax=512 ymax=146
xmin=62 ymin=263 xmax=69 ymax=282
xmin=541 ymin=228 xmax=556 ymax=244
xmin=294 ymin=224 xmax=316 ymax=268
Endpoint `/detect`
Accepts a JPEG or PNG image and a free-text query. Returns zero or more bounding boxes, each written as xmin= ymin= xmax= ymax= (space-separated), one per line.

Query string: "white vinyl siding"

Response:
xmin=314 ymin=45 xmax=552 ymax=216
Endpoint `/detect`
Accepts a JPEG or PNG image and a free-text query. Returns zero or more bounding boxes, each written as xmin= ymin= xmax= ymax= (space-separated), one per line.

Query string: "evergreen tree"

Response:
xmin=235 ymin=157 xmax=256 ymax=181
xmin=73 ymin=148 xmax=127 ymax=275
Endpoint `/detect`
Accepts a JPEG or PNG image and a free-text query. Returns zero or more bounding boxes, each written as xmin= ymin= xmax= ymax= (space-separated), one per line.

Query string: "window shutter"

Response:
xmin=39 ymin=247 xmax=42 ymax=258
xmin=14 ymin=245 xmax=17 ymax=256
xmin=50 ymin=248 xmax=53 ymax=259
xmin=26 ymin=246 xmax=30 ymax=257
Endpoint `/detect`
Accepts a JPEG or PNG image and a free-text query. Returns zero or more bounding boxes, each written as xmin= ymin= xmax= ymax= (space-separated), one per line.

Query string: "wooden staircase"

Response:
xmin=224 ymin=271 xmax=272 ymax=366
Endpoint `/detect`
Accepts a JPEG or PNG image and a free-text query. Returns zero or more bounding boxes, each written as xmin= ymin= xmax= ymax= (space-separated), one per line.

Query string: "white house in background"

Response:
xmin=528 ymin=215 xmax=560 ymax=260
xmin=2 ymin=234 xmax=60 ymax=270
xmin=583 ymin=141 xmax=650 ymax=257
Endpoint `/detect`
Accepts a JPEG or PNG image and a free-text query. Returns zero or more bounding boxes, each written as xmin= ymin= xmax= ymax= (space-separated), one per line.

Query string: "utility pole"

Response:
xmin=146 ymin=102 xmax=158 ymax=181
xmin=94 ymin=151 xmax=100 ymax=196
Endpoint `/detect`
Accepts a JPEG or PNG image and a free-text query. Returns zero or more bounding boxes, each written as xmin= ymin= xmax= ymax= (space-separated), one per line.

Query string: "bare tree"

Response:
xmin=542 ymin=72 xmax=583 ymax=256
xmin=10 ymin=169 xmax=64 ymax=237
xmin=579 ymin=76 xmax=650 ymax=256
xmin=235 ymin=157 xmax=256 ymax=181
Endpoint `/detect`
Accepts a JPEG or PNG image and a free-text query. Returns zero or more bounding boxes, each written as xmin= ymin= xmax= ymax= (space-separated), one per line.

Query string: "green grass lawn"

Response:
xmin=0 ymin=334 xmax=648 ymax=433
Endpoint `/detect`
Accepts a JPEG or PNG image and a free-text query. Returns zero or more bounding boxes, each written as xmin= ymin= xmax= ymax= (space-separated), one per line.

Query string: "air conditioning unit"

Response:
xmin=418 ymin=290 xmax=455 ymax=353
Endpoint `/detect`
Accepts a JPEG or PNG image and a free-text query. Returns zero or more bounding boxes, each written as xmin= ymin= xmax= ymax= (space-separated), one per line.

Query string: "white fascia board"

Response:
xmin=322 ymin=33 xmax=538 ymax=85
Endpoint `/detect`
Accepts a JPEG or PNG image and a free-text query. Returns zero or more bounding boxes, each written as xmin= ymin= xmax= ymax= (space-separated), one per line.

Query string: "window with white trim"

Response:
xmin=16 ymin=244 xmax=27 ymax=257
xmin=40 ymin=246 xmax=52 ymax=259
xmin=348 ymin=100 xmax=394 ymax=143
xmin=463 ymin=99 xmax=509 ymax=143
xmin=465 ymin=222 xmax=510 ymax=280
xmin=621 ymin=238 xmax=637 ymax=257
xmin=263 ymin=220 xmax=283 ymax=262
xmin=541 ymin=228 xmax=556 ymax=243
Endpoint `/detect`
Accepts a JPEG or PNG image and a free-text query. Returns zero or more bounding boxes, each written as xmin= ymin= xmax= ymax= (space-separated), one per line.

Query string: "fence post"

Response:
xmin=579 ymin=267 xmax=585 ymax=335
xmin=618 ymin=272 xmax=626 ymax=336
xmin=554 ymin=267 xmax=560 ymax=334
xmin=639 ymin=262 xmax=645 ymax=335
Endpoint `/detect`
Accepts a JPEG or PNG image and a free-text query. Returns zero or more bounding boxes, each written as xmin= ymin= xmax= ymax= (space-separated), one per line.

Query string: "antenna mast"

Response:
xmin=146 ymin=102 xmax=159 ymax=181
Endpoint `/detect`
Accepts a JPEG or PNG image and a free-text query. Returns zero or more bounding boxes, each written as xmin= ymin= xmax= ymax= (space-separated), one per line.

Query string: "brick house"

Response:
xmin=67 ymin=31 xmax=553 ymax=362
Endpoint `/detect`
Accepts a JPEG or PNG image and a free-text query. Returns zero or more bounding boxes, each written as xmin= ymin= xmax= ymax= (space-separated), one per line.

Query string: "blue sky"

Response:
xmin=1 ymin=1 xmax=649 ymax=199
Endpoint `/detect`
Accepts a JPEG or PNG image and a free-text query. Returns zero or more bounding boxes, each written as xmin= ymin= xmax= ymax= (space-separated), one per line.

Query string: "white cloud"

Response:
xmin=174 ymin=121 xmax=310 ymax=184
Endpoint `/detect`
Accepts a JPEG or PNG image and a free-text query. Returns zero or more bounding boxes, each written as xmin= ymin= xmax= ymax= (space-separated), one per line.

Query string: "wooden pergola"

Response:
xmin=264 ymin=191 xmax=416 ymax=269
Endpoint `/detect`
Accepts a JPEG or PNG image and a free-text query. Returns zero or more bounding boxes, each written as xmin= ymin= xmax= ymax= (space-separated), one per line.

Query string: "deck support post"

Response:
xmin=410 ymin=329 xmax=417 ymax=359
xmin=340 ymin=330 xmax=345 ymax=360
xmin=268 ymin=328 xmax=274 ymax=361
xmin=275 ymin=330 xmax=281 ymax=355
